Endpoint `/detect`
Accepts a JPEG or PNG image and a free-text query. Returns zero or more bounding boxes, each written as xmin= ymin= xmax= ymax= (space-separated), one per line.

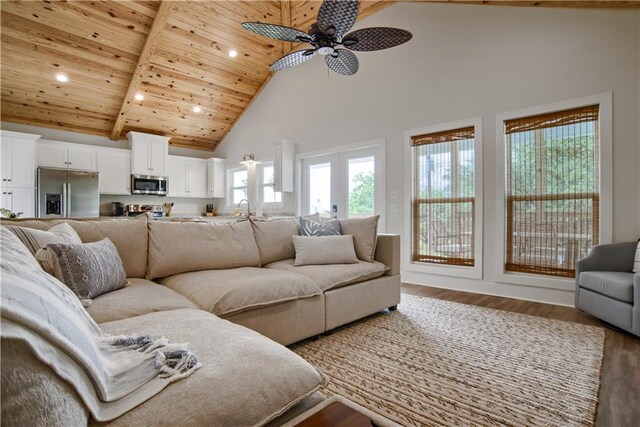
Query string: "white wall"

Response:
xmin=214 ymin=4 xmax=640 ymax=305
xmin=0 ymin=122 xmax=218 ymax=216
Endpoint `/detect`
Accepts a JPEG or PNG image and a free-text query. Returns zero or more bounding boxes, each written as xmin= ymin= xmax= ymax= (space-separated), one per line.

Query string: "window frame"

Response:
xmin=226 ymin=166 xmax=248 ymax=208
xmin=404 ymin=117 xmax=483 ymax=280
xmin=295 ymin=139 xmax=386 ymax=231
xmin=257 ymin=161 xmax=284 ymax=209
xmin=495 ymin=93 xmax=613 ymax=290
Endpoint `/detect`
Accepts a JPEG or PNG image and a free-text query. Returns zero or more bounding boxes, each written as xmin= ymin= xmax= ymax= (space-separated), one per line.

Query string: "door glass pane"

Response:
xmin=308 ymin=162 xmax=331 ymax=217
xmin=347 ymin=156 xmax=375 ymax=218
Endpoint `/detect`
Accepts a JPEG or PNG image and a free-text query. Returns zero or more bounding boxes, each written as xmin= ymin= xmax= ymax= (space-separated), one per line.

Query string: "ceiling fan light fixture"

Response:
xmin=241 ymin=0 xmax=412 ymax=75
xmin=317 ymin=46 xmax=335 ymax=56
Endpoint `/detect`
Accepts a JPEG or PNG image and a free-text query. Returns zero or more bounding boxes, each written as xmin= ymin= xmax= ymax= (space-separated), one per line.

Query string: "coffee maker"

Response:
xmin=111 ymin=202 xmax=124 ymax=217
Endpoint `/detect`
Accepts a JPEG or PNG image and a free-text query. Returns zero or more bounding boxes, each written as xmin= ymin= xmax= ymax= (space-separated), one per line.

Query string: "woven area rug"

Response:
xmin=292 ymin=294 xmax=604 ymax=427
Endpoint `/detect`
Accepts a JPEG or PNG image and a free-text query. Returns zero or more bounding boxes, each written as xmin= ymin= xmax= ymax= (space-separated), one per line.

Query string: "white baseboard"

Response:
xmin=401 ymin=270 xmax=576 ymax=307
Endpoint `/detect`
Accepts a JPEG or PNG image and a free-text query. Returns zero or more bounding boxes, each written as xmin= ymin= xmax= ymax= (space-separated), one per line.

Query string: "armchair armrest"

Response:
xmin=575 ymin=241 xmax=637 ymax=275
xmin=375 ymin=234 xmax=400 ymax=276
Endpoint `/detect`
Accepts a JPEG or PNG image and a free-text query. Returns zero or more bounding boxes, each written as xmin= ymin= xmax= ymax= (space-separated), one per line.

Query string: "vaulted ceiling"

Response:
xmin=1 ymin=1 xmax=638 ymax=151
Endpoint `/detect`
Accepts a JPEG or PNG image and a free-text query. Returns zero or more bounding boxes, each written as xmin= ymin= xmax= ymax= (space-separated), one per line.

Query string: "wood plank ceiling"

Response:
xmin=1 ymin=1 xmax=638 ymax=151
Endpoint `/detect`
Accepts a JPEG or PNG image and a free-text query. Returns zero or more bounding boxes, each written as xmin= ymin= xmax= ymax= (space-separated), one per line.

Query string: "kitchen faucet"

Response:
xmin=237 ymin=199 xmax=250 ymax=217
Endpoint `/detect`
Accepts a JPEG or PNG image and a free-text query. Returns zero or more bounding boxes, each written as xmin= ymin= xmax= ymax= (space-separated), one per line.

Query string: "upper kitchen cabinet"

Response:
xmin=1 ymin=130 xmax=39 ymax=188
xmin=168 ymin=156 xmax=207 ymax=198
xmin=37 ymin=140 xmax=97 ymax=172
xmin=207 ymin=157 xmax=225 ymax=198
xmin=273 ymin=140 xmax=295 ymax=193
xmin=96 ymin=147 xmax=131 ymax=195
xmin=128 ymin=131 xmax=169 ymax=177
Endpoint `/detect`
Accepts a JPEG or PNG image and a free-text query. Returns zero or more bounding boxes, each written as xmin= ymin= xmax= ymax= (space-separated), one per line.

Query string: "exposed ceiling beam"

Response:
xmin=281 ymin=0 xmax=293 ymax=55
xmin=109 ymin=0 xmax=172 ymax=141
xmin=396 ymin=0 xmax=640 ymax=9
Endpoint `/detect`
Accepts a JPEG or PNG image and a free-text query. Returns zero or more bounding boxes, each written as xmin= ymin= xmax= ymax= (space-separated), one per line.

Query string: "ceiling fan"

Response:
xmin=242 ymin=0 xmax=412 ymax=76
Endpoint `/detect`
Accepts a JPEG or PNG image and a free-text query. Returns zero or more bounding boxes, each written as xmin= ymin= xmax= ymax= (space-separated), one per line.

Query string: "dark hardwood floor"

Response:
xmin=401 ymin=284 xmax=640 ymax=427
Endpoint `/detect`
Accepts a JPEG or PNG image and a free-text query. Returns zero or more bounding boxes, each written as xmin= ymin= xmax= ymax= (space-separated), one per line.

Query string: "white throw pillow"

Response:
xmin=633 ymin=241 xmax=640 ymax=273
xmin=5 ymin=223 xmax=82 ymax=274
xmin=293 ymin=235 xmax=358 ymax=266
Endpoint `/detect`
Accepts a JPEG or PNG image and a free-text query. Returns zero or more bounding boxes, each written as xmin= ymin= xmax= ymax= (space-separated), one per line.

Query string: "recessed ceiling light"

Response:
xmin=228 ymin=49 xmax=238 ymax=58
xmin=193 ymin=106 xmax=202 ymax=113
xmin=134 ymin=93 xmax=144 ymax=101
xmin=55 ymin=73 xmax=68 ymax=83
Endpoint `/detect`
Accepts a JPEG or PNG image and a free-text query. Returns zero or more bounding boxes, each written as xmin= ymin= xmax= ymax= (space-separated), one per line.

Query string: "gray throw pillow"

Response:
xmin=36 ymin=238 xmax=127 ymax=301
xmin=299 ymin=217 xmax=341 ymax=236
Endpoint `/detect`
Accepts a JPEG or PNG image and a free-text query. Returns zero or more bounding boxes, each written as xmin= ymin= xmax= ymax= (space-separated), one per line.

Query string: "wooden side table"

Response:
xmin=281 ymin=396 xmax=400 ymax=427
xmin=294 ymin=401 xmax=372 ymax=427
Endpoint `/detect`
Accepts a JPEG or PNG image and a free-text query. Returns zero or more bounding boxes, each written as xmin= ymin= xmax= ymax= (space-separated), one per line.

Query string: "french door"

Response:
xmin=301 ymin=146 xmax=383 ymax=222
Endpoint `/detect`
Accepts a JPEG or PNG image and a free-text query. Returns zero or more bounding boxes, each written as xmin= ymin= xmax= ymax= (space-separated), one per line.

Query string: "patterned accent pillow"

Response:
xmin=299 ymin=216 xmax=341 ymax=236
xmin=36 ymin=238 xmax=127 ymax=301
xmin=633 ymin=240 xmax=640 ymax=274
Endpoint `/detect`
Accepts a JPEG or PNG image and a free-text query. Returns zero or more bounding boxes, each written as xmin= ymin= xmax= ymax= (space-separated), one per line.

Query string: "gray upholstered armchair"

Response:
xmin=575 ymin=242 xmax=639 ymax=337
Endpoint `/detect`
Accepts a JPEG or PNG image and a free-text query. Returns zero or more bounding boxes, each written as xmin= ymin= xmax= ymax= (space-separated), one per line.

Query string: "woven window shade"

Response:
xmin=505 ymin=105 xmax=600 ymax=278
xmin=412 ymin=127 xmax=476 ymax=267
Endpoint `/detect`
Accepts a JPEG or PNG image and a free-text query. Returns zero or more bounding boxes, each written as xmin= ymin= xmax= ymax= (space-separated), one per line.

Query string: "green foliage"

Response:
xmin=0 ymin=208 xmax=23 ymax=218
xmin=349 ymin=171 xmax=374 ymax=215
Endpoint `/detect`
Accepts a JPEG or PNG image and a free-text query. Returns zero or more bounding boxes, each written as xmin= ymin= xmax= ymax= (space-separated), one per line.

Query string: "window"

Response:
xmin=411 ymin=126 xmax=477 ymax=267
xmin=228 ymin=167 xmax=248 ymax=205
xmin=299 ymin=142 xmax=384 ymax=224
xmin=504 ymin=105 xmax=600 ymax=278
xmin=259 ymin=162 xmax=282 ymax=205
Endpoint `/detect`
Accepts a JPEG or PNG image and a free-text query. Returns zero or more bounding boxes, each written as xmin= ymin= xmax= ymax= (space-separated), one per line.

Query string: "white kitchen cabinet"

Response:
xmin=273 ymin=139 xmax=295 ymax=193
xmin=1 ymin=131 xmax=38 ymax=217
xmin=37 ymin=140 xmax=97 ymax=171
xmin=207 ymin=157 xmax=225 ymax=198
xmin=168 ymin=156 xmax=207 ymax=198
xmin=96 ymin=148 xmax=131 ymax=195
xmin=128 ymin=131 xmax=169 ymax=176
xmin=1 ymin=187 xmax=35 ymax=218
xmin=1 ymin=130 xmax=39 ymax=188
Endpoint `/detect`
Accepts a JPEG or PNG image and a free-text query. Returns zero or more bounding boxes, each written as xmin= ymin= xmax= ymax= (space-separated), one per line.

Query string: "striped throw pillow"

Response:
xmin=633 ymin=240 xmax=640 ymax=274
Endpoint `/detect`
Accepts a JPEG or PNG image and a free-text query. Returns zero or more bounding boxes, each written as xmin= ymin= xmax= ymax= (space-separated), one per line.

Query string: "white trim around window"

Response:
xmin=494 ymin=92 xmax=613 ymax=290
xmin=257 ymin=161 xmax=284 ymax=209
xmin=295 ymin=138 xmax=386 ymax=231
xmin=403 ymin=117 xmax=483 ymax=280
xmin=226 ymin=166 xmax=248 ymax=208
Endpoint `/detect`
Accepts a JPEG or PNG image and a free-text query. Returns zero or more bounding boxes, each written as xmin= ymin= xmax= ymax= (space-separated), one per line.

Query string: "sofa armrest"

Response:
xmin=575 ymin=242 xmax=637 ymax=276
xmin=375 ymin=234 xmax=400 ymax=276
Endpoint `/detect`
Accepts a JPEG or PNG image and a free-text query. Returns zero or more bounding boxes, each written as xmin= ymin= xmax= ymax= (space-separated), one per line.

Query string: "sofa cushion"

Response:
xmin=293 ymin=235 xmax=358 ymax=266
xmin=265 ymin=258 xmax=388 ymax=292
xmin=1 ymin=338 xmax=89 ymax=427
xmin=339 ymin=215 xmax=380 ymax=262
xmin=159 ymin=267 xmax=322 ymax=318
xmin=98 ymin=309 xmax=327 ymax=427
xmin=147 ymin=220 xmax=261 ymax=280
xmin=251 ymin=217 xmax=299 ymax=265
xmin=86 ymin=278 xmax=197 ymax=323
xmin=1 ymin=215 xmax=149 ymax=278
xmin=579 ymin=271 xmax=634 ymax=303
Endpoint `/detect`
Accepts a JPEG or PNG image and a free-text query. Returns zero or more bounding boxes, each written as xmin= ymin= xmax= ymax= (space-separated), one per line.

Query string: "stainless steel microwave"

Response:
xmin=131 ymin=175 xmax=168 ymax=196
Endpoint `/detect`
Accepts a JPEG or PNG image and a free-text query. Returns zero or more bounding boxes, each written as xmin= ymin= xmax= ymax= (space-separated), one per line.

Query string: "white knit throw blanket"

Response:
xmin=0 ymin=228 xmax=201 ymax=421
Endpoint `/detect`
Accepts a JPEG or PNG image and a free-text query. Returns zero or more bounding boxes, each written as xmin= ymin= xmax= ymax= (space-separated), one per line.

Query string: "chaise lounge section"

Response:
xmin=1 ymin=213 xmax=401 ymax=425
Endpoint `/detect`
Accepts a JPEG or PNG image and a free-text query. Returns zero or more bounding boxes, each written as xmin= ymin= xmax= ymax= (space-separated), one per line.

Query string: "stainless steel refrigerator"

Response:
xmin=37 ymin=168 xmax=99 ymax=218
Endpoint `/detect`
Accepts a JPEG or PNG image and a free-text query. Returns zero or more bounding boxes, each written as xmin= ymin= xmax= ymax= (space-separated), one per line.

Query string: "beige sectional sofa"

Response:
xmin=1 ymin=214 xmax=400 ymax=425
